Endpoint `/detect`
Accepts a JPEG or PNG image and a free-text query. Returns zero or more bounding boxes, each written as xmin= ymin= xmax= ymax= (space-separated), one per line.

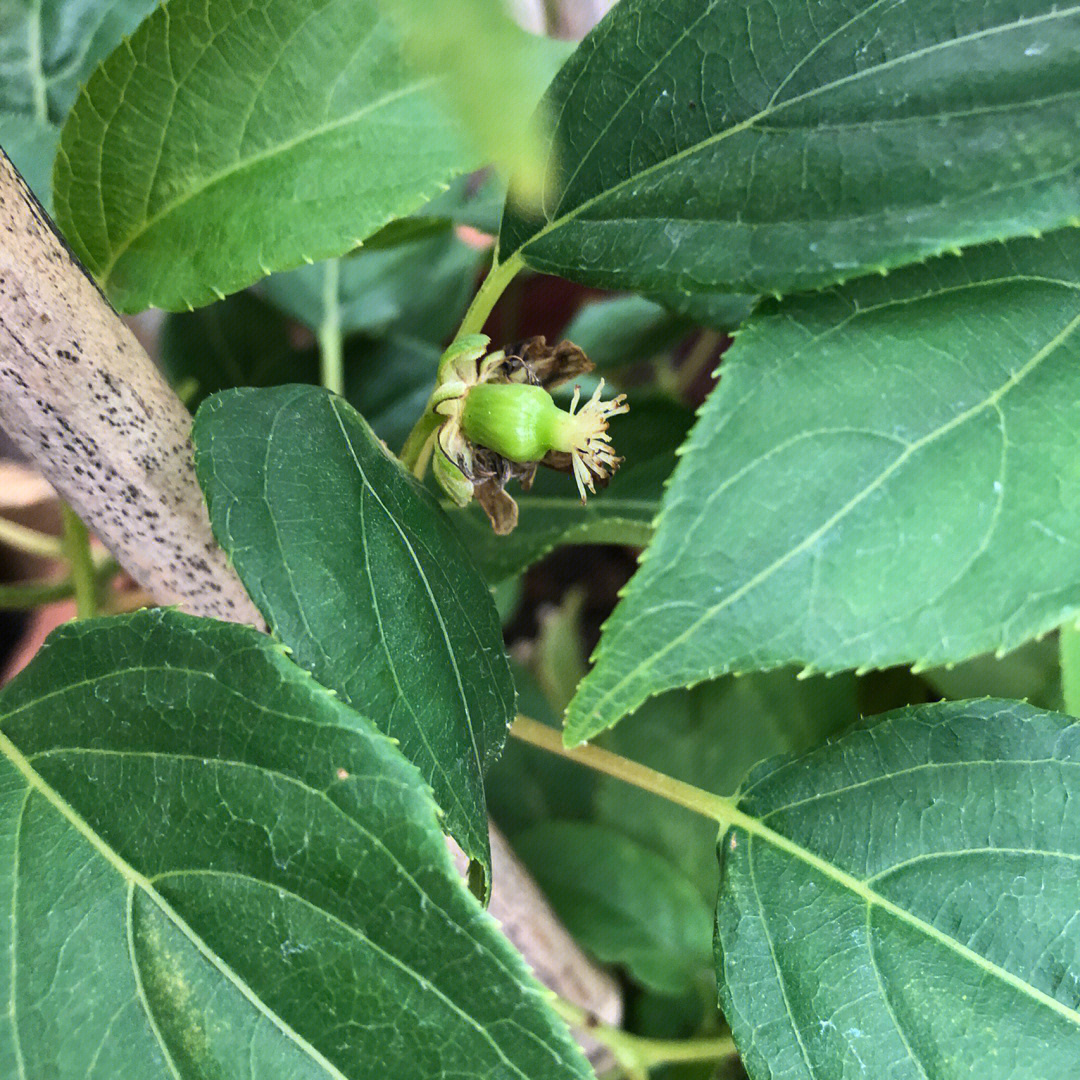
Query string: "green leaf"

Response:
xmin=422 ymin=172 xmax=506 ymax=235
xmin=595 ymin=669 xmax=857 ymax=907
xmin=650 ymin=290 xmax=758 ymax=335
xmin=516 ymin=821 xmax=714 ymax=997
xmin=0 ymin=114 xmax=58 ymax=205
xmin=0 ymin=0 xmax=159 ymax=121
xmin=486 ymin=661 xmax=597 ymax=839
xmin=567 ymin=229 xmax=1080 ymax=743
xmin=344 ymin=334 xmax=440 ymax=452
xmin=534 ymin=588 xmax=589 ymax=717
xmin=717 ymin=698 xmax=1080 ymax=1078
xmin=924 ymin=635 xmax=1064 ymax=712
xmin=54 ymin=0 xmax=477 ymax=312
xmin=259 ymin=228 xmax=486 ymax=340
xmin=160 ymin=291 xmax=319 ymax=411
xmin=499 ymin=0 xmax=1080 ymax=297
xmin=160 ymin=293 xmax=439 ymax=447
xmin=453 ymin=394 xmax=692 ymax=581
xmin=162 ymin=225 xmax=482 ymax=440
xmin=193 ymin=385 xmax=515 ymax=888
xmin=562 ymin=296 xmax=693 ymax=373
xmin=0 ymin=0 xmax=159 ymax=206
xmin=0 ymin=609 xmax=589 ymax=1080
xmin=378 ymin=0 xmax=573 ymax=205
xmin=161 ymin=308 xmax=442 ymax=455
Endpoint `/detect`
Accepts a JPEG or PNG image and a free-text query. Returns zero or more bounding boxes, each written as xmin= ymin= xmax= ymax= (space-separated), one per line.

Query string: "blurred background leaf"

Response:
xmin=377 ymin=0 xmax=574 ymax=209
xmin=0 ymin=0 xmax=159 ymax=207
xmin=259 ymin=224 xmax=486 ymax=341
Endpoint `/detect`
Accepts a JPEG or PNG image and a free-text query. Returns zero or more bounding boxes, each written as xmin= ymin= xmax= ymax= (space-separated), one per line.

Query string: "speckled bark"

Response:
xmin=0 ymin=148 xmax=263 ymax=626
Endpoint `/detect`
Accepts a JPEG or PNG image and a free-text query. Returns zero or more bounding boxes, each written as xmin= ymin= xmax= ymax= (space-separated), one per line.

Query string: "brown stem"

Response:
xmin=0 ymin=148 xmax=262 ymax=626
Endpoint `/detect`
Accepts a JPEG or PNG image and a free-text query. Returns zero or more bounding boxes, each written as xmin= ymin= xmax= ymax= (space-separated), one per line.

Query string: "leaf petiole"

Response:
xmin=60 ymin=503 xmax=98 ymax=619
xmin=551 ymin=995 xmax=736 ymax=1072
xmin=1061 ymin=624 xmax=1080 ymax=716
xmin=0 ymin=515 xmax=66 ymax=560
xmin=509 ymin=714 xmax=734 ymax=823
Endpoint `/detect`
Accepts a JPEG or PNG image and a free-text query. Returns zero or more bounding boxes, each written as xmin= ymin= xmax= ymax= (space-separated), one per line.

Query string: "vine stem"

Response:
xmin=551 ymin=996 xmax=736 ymax=1072
xmin=0 ymin=578 xmax=78 ymax=609
xmin=509 ymin=715 xmax=735 ymax=824
xmin=0 ymin=515 xmax=66 ymax=560
xmin=457 ymin=252 xmax=524 ymax=339
xmin=0 ymin=560 xmax=120 ymax=611
xmin=60 ymin=503 xmax=97 ymax=618
xmin=319 ymin=258 xmax=345 ymax=396
xmin=398 ymin=252 xmax=524 ymax=475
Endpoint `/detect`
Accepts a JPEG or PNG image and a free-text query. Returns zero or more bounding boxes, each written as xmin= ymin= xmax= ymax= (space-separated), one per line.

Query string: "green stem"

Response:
xmin=399 ymin=409 xmax=442 ymax=476
xmin=398 ymin=252 xmax=524 ymax=475
xmin=510 ymin=715 xmax=733 ymax=823
xmin=552 ymin=997 xmax=736 ymax=1072
xmin=319 ymin=259 xmax=345 ymax=396
xmin=0 ymin=578 xmax=77 ymax=610
xmin=60 ymin=504 xmax=96 ymax=619
xmin=457 ymin=252 xmax=524 ymax=339
xmin=1062 ymin=624 xmax=1080 ymax=716
xmin=0 ymin=559 xmax=120 ymax=612
xmin=0 ymin=516 xmax=65 ymax=560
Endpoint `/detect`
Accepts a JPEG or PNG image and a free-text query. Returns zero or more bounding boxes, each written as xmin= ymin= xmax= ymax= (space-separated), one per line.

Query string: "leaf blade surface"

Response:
xmin=54 ymin=0 xmax=476 ymax=310
xmin=0 ymin=610 xmax=588 ymax=1080
xmin=501 ymin=0 xmax=1080 ymax=297
xmin=193 ymin=385 xmax=515 ymax=884
xmin=568 ymin=229 xmax=1080 ymax=741
xmin=718 ymin=699 xmax=1080 ymax=1079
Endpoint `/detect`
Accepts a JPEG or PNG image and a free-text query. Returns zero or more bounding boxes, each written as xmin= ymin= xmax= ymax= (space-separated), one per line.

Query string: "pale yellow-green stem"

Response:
xmin=551 ymin=996 xmax=736 ymax=1074
xmin=0 ymin=515 xmax=66 ymax=560
xmin=319 ymin=259 xmax=345 ymax=396
xmin=509 ymin=715 xmax=733 ymax=823
xmin=457 ymin=252 xmax=525 ymax=339
xmin=60 ymin=503 xmax=97 ymax=618
xmin=1061 ymin=624 xmax=1080 ymax=716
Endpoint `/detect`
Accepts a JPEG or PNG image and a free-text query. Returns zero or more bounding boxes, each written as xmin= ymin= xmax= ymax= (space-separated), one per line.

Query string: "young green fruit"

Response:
xmin=461 ymin=380 xmax=627 ymax=499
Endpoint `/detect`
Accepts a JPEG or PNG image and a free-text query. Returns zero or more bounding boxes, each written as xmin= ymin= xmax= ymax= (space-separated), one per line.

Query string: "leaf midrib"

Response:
xmin=29 ymin=740 xmax=539 ymax=1004
xmin=9 ymin=791 xmax=28 ymax=1080
xmin=512 ymin=4 xmax=1080 ymax=259
xmin=327 ymin=397 xmax=488 ymax=838
xmin=0 ymin=726 xmax=350 ymax=1080
xmin=724 ymin=799 xmax=1080 ymax=1029
xmin=96 ymin=77 xmax=439 ymax=284
xmin=574 ymin=300 xmax=1080 ymax=731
